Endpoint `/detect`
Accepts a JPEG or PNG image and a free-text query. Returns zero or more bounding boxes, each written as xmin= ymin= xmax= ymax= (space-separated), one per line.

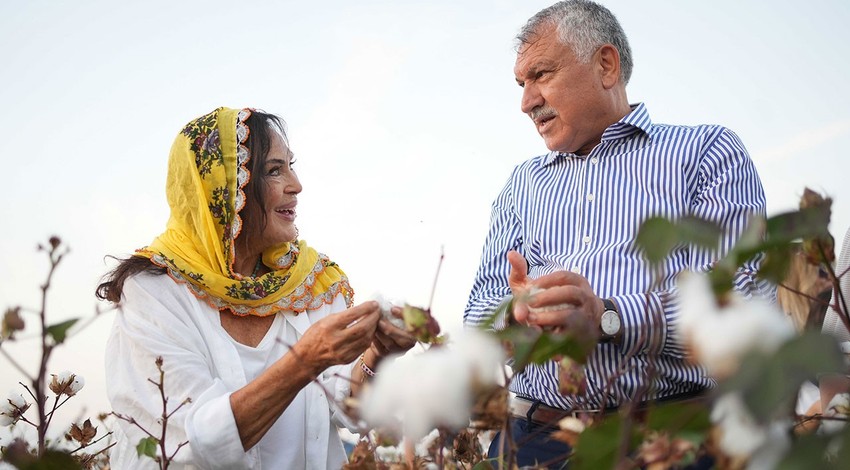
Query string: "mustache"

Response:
xmin=530 ymin=106 xmax=557 ymax=121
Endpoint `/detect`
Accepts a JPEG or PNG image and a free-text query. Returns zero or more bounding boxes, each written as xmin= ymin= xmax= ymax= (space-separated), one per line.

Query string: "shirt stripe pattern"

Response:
xmin=463 ymin=103 xmax=775 ymax=410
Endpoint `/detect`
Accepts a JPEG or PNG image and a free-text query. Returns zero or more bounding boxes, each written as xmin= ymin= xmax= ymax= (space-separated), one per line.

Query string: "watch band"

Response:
xmin=602 ymin=298 xmax=617 ymax=313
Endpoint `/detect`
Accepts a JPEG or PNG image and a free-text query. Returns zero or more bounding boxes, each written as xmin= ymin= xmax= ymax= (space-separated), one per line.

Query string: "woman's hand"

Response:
xmin=295 ymin=301 xmax=381 ymax=376
xmin=350 ymin=305 xmax=417 ymax=396
xmin=371 ymin=305 xmax=417 ymax=358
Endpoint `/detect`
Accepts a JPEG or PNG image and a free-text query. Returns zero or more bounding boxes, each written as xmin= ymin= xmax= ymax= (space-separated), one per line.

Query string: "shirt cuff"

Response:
xmin=612 ymin=292 xmax=670 ymax=356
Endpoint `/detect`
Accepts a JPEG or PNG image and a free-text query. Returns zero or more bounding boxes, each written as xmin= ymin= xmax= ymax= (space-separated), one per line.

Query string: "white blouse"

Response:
xmin=106 ymin=272 xmax=357 ymax=469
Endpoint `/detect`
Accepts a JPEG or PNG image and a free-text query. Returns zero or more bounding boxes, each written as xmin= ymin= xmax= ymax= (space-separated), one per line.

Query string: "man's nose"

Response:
xmin=520 ymin=83 xmax=543 ymax=115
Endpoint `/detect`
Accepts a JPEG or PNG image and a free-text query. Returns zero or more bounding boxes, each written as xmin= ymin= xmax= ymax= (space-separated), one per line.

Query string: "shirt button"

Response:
xmin=583 ymin=236 xmax=591 ymax=244
xmin=586 ymin=193 xmax=594 ymax=202
xmin=591 ymin=157 xmax=599 ymax=164
xmin=571 ymin=266 xmax=581 ymax=274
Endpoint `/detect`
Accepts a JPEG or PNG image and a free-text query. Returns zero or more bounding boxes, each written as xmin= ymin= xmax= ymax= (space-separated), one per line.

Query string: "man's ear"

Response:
xmin=597 ymin=44 xmax=621 ymax=89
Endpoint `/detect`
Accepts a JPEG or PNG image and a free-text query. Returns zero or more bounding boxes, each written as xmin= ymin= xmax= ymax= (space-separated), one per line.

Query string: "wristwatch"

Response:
xmin=599 ymin=298 xmax=621 ymax=342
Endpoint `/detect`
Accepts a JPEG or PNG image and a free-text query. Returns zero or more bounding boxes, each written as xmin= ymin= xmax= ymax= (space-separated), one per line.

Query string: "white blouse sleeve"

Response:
xmin=105 ymin=273 xmax=255 ymax=469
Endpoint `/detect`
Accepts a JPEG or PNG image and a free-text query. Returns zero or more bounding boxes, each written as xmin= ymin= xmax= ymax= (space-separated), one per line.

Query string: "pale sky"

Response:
xmin=1 ymin=0 xmax=849 ymax=442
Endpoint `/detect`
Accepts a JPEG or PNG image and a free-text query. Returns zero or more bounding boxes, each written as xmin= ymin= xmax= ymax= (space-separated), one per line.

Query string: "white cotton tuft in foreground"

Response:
xmin=361 ymin=329 xmax=505 ymax=441
xmin=677 ymin=272 xmax=794 ymax=378
xmin=711 ymin=392 xmax=768 ymax=458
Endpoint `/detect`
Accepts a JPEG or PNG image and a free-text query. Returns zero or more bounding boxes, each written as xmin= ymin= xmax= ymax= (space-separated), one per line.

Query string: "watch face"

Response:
xmin=601 ymin=310 xmax=621 ymax=335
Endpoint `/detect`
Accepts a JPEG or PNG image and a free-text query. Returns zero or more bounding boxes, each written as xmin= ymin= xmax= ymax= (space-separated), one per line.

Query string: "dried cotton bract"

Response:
xmin=676 ymin=272 xmax=794 ymax=379
xmin=361 ymin=330 xmax=505 ymax=441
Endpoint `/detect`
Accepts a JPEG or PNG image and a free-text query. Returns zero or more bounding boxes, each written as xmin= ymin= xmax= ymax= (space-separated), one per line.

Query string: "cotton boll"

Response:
xmin=415 ymin=429 xmax=441 ymax=456
xmin=6 ymin=391 xmax=26 ymax=409
xmin=370 ymin=292 xmax=406 ymax=329
xmin=677 ymin=273 xmax=794 ymax=378
xmin=746 ymin=422 xmax=791 ymax=470
xmin=69 ymin=374 xmax=85 ymax=395
xmin=453 ymin=330 xmax=506 ymax=386
xmin=361 ymin=330 xmax=505 ymax=441
xmin=711 ymin=392 xmax=768 ymax=458
xmin=0 ymin=391 xmax=29 ymax=426
xmin=375 ymin=445 xmax=403 ymax=462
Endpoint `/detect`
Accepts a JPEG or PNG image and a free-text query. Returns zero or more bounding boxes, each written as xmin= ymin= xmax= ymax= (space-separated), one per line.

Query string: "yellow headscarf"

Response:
xmin=136 ymin=107 xmax=353 ymax=316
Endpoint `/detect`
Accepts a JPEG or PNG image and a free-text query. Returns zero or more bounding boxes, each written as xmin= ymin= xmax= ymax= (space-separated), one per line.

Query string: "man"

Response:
xmin=463 ymin=0 xmax=774 ymax=465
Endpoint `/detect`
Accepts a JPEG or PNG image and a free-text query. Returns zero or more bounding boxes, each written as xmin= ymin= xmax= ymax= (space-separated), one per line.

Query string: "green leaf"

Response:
xmin=15 ymin=450 xmax=82 ymax=470
xmin=497 ymin=326 xmax=594 ymax=371
xmin=479 ymin=296 xmax=514 ymax=331
xmin=497 ymin=326 xmax=542 ymax=371
xmin=46 ymin=318 xmax=78 ymax=344
xmin=471 ymin=460 xmax=495 ymax=470
xmin=834 ymin=424 xmax=850 ymax=466
xmin=136 ymin=436 xmax=158 ymax=459
xmin=645 ymin=401 xmax=711 ymax=437
xmin=528 ymin=332 xmax=593 ymax=365
xmin=766 ymin=205 xmax=831 ymax=243
xmin=636 ymin=217 xmax=678 ymax=264
xmin=721 ymin=332 xmax=845 ymax=423
xmin=756 ymin=243 xmax=795 ymax=285
xmin=675 ymin=216 xmax=722 ymax=250
xmin=571 ymin=414 xmax=628 ymax=470
xmin=776 ymin=432 xmax=833 ymax=470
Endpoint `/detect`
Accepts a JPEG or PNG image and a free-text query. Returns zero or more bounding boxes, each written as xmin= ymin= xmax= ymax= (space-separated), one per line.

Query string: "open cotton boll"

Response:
xmin=361 ymin=330 xmax=505 ymax=441
xmin=370 ymin=292 xmax=406 ymax=329
xmin=677 ymin=273 xmax=794 ymax=378
xmin=711 ymin=392 xmax=768 ymax=458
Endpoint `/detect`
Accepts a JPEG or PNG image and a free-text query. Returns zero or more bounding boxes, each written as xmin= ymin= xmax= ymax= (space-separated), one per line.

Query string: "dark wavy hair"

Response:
xmin=96 ymin=109 xmax=288 ymax=303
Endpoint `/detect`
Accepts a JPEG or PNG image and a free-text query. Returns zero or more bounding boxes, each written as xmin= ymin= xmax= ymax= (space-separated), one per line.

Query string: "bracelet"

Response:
xmin=359 ymin=354 xmax=376 ymax=378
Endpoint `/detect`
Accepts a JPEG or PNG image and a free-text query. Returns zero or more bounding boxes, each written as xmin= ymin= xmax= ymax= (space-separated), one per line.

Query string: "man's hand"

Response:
xmin=507 ymin=251 xmax=604 ymax=336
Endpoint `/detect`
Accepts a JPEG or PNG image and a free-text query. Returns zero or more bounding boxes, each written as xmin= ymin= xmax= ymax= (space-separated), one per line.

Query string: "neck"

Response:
xmin=234 ymin=245 xmax=262 ymax=277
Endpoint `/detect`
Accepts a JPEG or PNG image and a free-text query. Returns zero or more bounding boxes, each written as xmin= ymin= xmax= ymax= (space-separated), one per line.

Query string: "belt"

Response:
xmin=509 ymin=396 xmax=611 ymax=426
xmin=509 ymin=389 xmax=708 ymax=426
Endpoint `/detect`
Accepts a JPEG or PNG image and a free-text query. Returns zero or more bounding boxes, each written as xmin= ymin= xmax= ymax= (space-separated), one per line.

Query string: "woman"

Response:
xmin=98 ymin=107 xmax=414 ymax=468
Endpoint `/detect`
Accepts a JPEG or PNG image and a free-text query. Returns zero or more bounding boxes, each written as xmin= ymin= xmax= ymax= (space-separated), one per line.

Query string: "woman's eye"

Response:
xmin=289 ymin=159 xmax=297 ymax=169
xmin=268 ymin=166 xmax=281 ymax=176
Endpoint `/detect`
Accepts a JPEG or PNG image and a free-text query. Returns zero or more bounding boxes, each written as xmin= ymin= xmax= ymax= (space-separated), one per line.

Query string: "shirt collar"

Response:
xmin=542 ymin=102 xmax=653 ymax=165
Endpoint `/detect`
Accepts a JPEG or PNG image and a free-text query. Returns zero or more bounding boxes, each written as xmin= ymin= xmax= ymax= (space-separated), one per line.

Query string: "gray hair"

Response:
xmin=516 ymin=0 xmax=633 ymax=85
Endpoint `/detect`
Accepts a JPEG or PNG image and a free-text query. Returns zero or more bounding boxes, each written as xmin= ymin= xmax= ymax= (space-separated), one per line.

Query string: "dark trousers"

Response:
xmin=488 ymin=418 xmax=571 ymax=469
xmin=488 ymin=417 xmax=715 ymax=469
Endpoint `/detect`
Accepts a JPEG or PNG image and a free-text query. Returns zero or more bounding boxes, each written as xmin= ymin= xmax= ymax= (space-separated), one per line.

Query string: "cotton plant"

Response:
xmin=0 ymin=237 xmax=114 ymax=469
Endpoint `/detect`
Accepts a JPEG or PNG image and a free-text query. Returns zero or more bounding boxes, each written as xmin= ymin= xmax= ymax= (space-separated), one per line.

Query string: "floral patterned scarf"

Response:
xmin=136 ymin=107 xmax=353 ymax=316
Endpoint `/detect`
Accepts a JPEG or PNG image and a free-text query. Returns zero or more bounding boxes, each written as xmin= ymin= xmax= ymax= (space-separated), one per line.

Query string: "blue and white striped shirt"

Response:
xmin=463 ymin=103 xmax=774 ymax=411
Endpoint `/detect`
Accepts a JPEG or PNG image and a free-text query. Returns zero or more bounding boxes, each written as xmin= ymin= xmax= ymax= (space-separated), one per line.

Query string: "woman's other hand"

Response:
xmin=371 ymin=305 xmax=417 ymax=358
